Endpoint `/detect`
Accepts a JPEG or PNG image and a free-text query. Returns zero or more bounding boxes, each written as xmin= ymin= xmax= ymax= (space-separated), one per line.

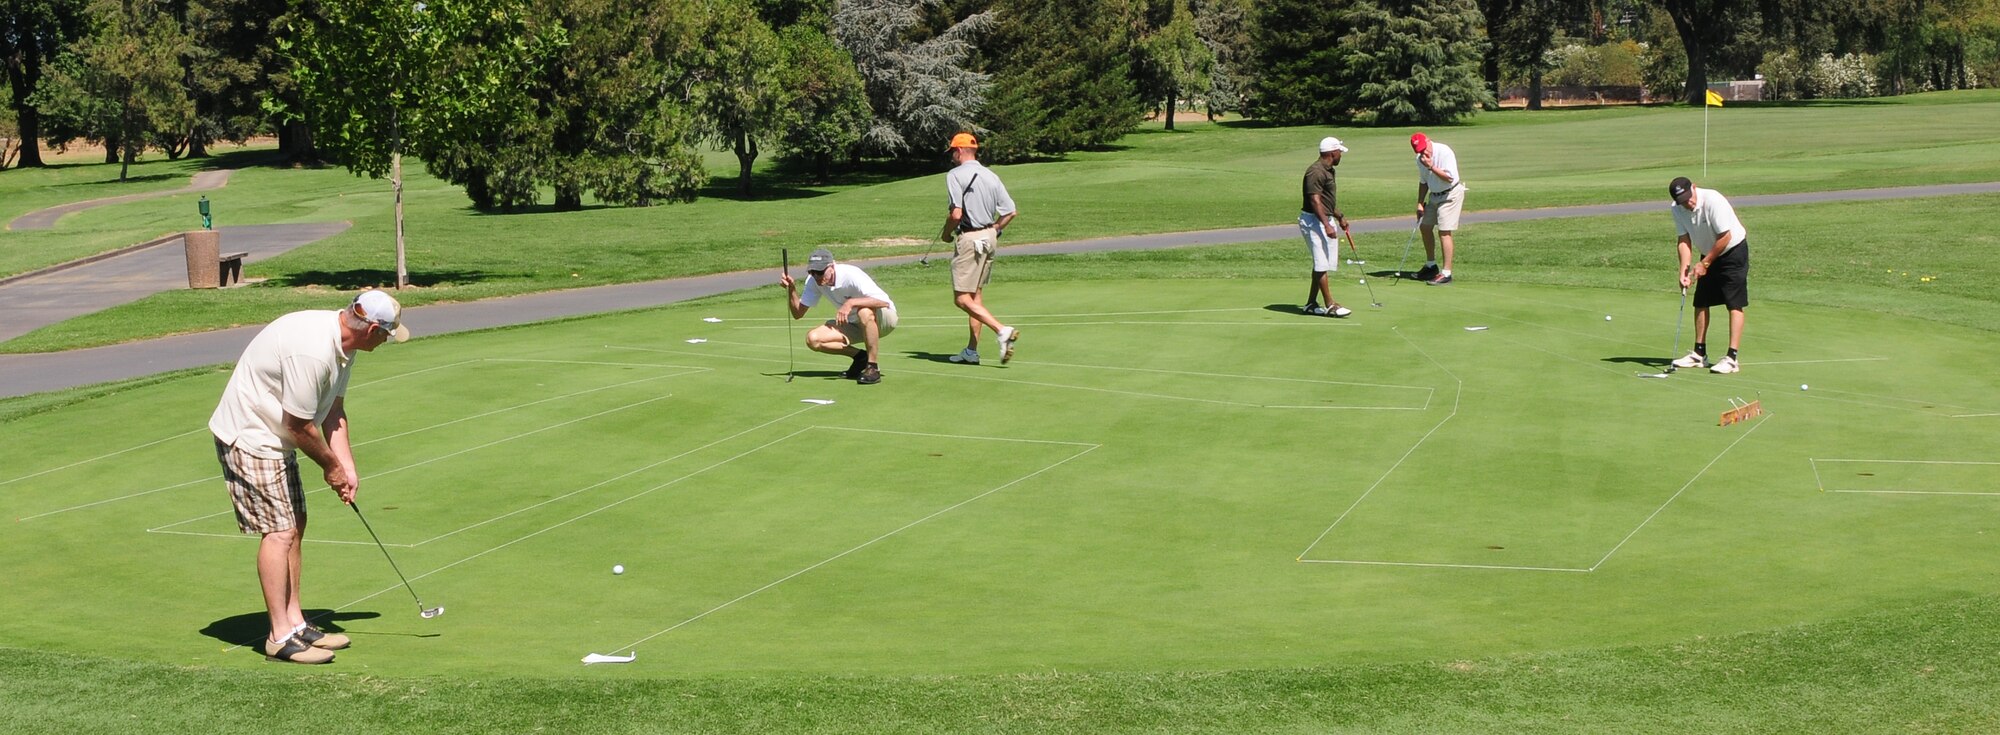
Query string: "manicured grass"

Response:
xmin=4 ymin=591 xmax=1999 ymax=734
xmin=3 ymin=91 xmax=1999 ymax=351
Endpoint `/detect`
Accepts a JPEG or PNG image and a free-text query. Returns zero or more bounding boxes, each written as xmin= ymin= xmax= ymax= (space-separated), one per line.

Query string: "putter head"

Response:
xmin=420 ymin=606 xmax=444 ymax=619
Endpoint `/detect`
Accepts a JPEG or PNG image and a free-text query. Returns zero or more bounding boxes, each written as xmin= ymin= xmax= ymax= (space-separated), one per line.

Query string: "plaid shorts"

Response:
xmin=215 ymin=437 xmax=306 ymax=534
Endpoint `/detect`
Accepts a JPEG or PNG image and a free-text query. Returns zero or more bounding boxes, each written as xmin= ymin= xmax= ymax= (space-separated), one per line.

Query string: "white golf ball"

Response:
xmin=1358 ymin=279 xmax=1367 ymax=285
xmin=1800 ymin=384 xmax=1809 ymax=391
xmin=612 ymin=564 xmax=625 ymax=575
xmin=1604 ymin=315 xmax=1613 ymax=321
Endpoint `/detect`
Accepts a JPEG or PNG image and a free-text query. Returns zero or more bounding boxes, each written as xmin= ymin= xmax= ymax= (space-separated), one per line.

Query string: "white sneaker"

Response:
xmin=1709 ymin=356 xmax=1739 ymax=374
xmin=1671 ymin=351 xmax=1706 ymax=369
xmin=1329 ymin=305 xmax=1353 ymax=318
xmin=948 ymin=348 xmax=980 ymax=365
xmin=1302 ymin=304 xmax=1327 ymax=316
xmin=997 ymin=326 xmax=1019 ymax=364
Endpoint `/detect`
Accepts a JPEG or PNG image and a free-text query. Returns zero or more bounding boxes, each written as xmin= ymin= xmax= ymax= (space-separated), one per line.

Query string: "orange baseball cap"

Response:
xmin=946 ymin=132 xmax=979 ymax=150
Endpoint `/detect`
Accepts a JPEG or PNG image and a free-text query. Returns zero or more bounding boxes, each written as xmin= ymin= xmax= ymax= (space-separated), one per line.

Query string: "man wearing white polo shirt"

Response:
xmin=209 ymin=289 xmax=410 ymax=664
xmin=782 ymin=248 xmax=898 ymax=385
xmin=1410 ymin=132 xmax=1467 ymax=285
xmin=1297 ymin=136 xmax=1353 ymax=317
xmin=1667 ymin=177 xmax=1751 ymax=374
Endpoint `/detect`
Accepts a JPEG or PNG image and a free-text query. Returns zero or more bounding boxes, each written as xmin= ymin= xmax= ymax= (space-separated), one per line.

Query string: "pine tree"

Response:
xmin=1247 ymin=0 xmax=1356 ymax=124
xmin=1344 ymin=0 xmax=1491 ymax=124
xmin=982 ymin=0 xmax=1143 ymax=160
xmin=830 ymin=0 xmax=991 ymax=158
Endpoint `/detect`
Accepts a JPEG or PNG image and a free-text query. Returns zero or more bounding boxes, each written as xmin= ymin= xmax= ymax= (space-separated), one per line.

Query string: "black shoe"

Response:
xmin=1426 ymin=273 xmax=1453 ymax=286
xmin=857 ymin=365 xmax=882 ymax=385
xmin=843 ymin=350 xmax=869 ymax=379
xmin=1414 ymin=264 xmax=1440 ymax=281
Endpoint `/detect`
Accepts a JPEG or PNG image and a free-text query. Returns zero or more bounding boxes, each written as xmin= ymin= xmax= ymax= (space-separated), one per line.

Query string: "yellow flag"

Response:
xmin=1705 ymin=90 xmax=1725 ymax=107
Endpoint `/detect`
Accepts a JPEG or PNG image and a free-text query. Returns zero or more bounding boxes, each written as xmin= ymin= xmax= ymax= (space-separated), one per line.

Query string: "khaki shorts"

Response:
xmin=216 ymin=437 xmax=306 ymax=535
xmin=828 ymin=306 xmax=898 ymax=344
xmin=951 ymin=228 xmax=997 ymax=292
xmin=1422 ymin=186 xmax=1466 ymax=231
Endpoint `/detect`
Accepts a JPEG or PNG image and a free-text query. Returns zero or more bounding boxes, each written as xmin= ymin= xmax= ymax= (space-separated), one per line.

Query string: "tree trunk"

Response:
xmin=1164 ymin=87 xmax=1177 ymax=130
xmin=1482 ymin=51 xmax=1502 ymax=109
xmin=9 ymin=34 xmax=48 ymax=167
xmin=734 ymin=132 xmax=757 ymax=196
xmin=105 ymin=135 xmax=121 ymax=164
xmin=1528 ymin=70 xmax=1544 ymax=110
xmin=188 ymin=128 xmax=208 ymax=158
xmin=555 ymin=185 xmax=583 ymax=211
xmin=1665 ymin=2 xmax=1707 ymax=106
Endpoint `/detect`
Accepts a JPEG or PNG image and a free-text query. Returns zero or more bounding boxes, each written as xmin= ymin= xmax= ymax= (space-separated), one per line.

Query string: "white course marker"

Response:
xmin=582 ymin=652 xmax=636 ymax=665
xmin=801 ymin=399 xmax=835 ymax=405
xmin=702 ymin=317 xmax=723 ymax=323
xmin=685 ymin=338 xmax=708 ymax=344
xmin=1464 ymin=326 xmax=1489 ymax=331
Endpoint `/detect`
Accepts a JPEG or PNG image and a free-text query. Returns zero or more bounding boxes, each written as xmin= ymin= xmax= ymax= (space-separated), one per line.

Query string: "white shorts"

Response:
xmin=1298 ymin=211 xmax=1342 ymax=272
xmin=1421 ymin=186 xmax=1466 ymax=231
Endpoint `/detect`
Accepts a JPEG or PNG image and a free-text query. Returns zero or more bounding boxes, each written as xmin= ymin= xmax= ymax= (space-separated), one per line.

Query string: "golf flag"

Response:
xmin=1705 ymin=90 xmax=1725 ymax=107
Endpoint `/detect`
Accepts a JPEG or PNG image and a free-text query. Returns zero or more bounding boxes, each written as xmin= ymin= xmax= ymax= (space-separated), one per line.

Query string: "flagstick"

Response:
xmin=1703 ymin=101 xmax=1709 ymax=177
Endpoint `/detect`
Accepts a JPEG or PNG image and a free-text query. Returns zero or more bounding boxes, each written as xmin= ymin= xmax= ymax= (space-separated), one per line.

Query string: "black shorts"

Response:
xmin=1693 ymin=240 xmax=1749 ymax=310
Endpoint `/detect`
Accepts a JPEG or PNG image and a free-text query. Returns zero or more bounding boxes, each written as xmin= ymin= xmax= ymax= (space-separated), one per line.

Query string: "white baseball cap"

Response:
xmin=352 ymin=290 xmax=411 ymax=343
xmin=1319 ymin=136 xmax=1348 ymax=153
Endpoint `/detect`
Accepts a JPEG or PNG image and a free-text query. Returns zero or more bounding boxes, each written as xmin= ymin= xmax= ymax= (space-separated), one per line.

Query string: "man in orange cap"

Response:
xmin=938 ymin=131 xmax=1022 ymax=365
xmin=1410 ymin=132 xmax=1467 ymax=285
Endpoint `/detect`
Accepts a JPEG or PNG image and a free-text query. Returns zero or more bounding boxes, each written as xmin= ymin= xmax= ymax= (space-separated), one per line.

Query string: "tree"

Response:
xmin=1656 ymin=0 xmax=1744 ymax=104
xmin=982 ymin=0 xmax=1142 ymax=160
xmin=1345 ymin=0 xmax=1491 ymax=124
xmin=280 ymin=0 xmax=557 ymax=286
xmin=1483 ymin=0 xmax=1581 ymax=108
xmin=696 ymin=0 xmax=789 ymax=195
xmin=1248 ymin=0 xmax=1355 ymax=124
xmin=30 ymin=0 xmax=194 ymax=180
xmin=1 ymin=0 xmax=90 ymax=167
xmin=830 ymin=0 xmax=992 ymax=158
xmin=1192 ymin=0 xmax=1254 ymax=119
xmin=177 ymin=0 xmax=290 ymax=158
xmin=774 ymin=25 xmax=869 ymax=179
xmin=1135 ymin=0 xmax=1214 ymax=130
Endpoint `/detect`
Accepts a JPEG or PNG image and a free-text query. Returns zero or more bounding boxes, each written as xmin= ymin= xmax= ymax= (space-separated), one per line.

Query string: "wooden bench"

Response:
xmin=219 ymin=251 xmax=248 ymax=287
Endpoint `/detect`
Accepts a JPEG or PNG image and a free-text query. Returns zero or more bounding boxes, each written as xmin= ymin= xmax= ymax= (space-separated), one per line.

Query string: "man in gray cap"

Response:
xmin=781 ymin=248 xmax=898 ymax=384
xmin=209 ymin=289 xmax=410 ymax=664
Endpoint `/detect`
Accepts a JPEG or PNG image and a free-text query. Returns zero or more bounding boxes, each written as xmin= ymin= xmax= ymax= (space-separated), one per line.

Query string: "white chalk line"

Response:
xmin=741 ymin=320 xmax=1358 ymax=330
xmin=625 ymin=343 xmax=1435 ymax=411
xmin=1952 ymin=412 xmax=2000 ymax=418
xmin=602 ymin=442 xmax=1104 ymax=658
xmin=1297 ymin=558 xmax=1592 ymax=573
xmin=818 ymin=425 xmax=1097 ymax=447
xmin=707 ymin=307 xmax=1267 ymax=323
xmin=1586 ymin=415 xmax=1772 ymax=571
xmin=1808 ymin=457 xmax=2000 ymax=497
xmin=226 ymin=424 xmax=828 ymax=654
xmin=0 ymin=428 xmax=206 ymax=488
xmin=1297 ymin=327 xmax=1462 ymax=560
xmin=16 ymin=364 xmax=700 ymax=521
xmin=1747 ymin=357 xmax=1891 ymax=366
xmin=1466 ymin=287 xmax=1883 ymax=356
xmin=146 ymin=393 xmax=679 ymax=535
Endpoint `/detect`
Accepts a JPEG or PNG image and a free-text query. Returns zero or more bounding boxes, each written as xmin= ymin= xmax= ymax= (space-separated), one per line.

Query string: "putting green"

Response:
xmin=4 ymin=278 xmax=1996 ymax=678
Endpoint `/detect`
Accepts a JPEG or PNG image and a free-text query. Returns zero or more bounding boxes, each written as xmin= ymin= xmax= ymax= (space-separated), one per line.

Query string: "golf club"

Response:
xmin=782 ymin=249 xmax=796 ymax=382
xmin=1637 ymin=285 xmax=1690 ymax=379
xmin=1340 ymin=224 xmax=1366 ymax=265
xmin=349 ymin=503 xmax=443 ymax=619
xmin=1392 ymin=220 xmax=1420 ymax=284
xmin=1342 ymin=229 xmax=1382 ymax=307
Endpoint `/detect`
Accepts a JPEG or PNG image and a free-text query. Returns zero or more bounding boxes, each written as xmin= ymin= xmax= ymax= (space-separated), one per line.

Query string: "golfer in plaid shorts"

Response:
xmin=209 ymin=290 xmax=409 ymax=663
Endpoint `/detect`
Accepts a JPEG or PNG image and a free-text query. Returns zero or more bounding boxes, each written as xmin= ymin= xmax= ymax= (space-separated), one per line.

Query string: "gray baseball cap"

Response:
xmin=807 ymin=248 xmax=835 ymax=272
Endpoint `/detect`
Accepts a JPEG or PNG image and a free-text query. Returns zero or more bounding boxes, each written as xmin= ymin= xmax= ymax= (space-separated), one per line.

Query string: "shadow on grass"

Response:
xmin=200 ymin=608 xmax=384 ymax=647
xmin=272 ymin=269 xmax=501 ymax=289
xmin=463 ymin=202 xmax=619 ymax=216
xmin=49 ymin=172 xmax=179 ymax=188
xmin=199 ymin=148 xmax=290 ymax=170
xmin=901 ymin=350 xmax=970 ymax=365
xmin=1603 ymin=356 xmax=1673 ymax=369
xmin=1261 ymin=303 xmax=1320 ymax=316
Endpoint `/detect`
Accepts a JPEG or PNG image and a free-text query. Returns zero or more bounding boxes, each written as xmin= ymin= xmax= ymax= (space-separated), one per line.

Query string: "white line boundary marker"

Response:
xmin=589 ymin=427 xmax=1102 ymax=664
xmin=17 ymin=360 xmax=708 ymax=522
xmin=1297 ymin=324 xmax=1779 ymax=573
xmin=613 ymin=343 xmax=1438 ymax=411
xmin=1809 ymin=458 xmax=2000 ymax=496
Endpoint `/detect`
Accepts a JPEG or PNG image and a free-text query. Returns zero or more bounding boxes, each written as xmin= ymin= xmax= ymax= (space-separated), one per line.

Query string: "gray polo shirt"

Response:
xmin=945 ymin=161 xmax=1016 ymax=230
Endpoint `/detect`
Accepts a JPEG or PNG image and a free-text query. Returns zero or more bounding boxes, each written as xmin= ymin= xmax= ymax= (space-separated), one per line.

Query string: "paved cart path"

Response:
xmin=6 ymin=168 xmax=236 ymax=231
xmin=1 ymin=181 xmax=1995 ymax=398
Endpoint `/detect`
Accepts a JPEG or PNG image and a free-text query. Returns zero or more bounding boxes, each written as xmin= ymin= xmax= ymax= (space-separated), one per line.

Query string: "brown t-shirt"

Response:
xmin=1301 ymin=160 xmax=1340 ymax=219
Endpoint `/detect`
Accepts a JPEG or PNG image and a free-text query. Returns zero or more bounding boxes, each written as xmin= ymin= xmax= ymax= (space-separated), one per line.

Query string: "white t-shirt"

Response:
xmin=209 ymin=310 xmax=354 ymax=459
xmin=1417 ymin=142 xmax=1463 ymax=192
xmin=1671 ymin=187 xmax=1747 ymax=252
xmin=800 ymin=263 xmax=895 ymax=311
xmin=945 ymin=161 xmax=1016 ymax=230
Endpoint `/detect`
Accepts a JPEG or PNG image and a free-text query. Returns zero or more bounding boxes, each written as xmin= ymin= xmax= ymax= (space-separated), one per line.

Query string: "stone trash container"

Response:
xmin=183 ymin=230 xmax=221 ymax=288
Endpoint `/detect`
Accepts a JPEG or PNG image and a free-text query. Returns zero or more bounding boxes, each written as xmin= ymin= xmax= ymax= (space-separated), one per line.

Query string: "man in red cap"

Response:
xmin=938 ymin=131 xmax=1021 ymax=364
xmin=1409 ymin=132 xmax=1466 ymax=285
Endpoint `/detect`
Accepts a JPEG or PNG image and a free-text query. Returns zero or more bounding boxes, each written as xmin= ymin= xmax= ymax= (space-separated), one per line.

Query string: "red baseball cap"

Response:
xmin=1409 ymin=132 xmax=1429 ymax=154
